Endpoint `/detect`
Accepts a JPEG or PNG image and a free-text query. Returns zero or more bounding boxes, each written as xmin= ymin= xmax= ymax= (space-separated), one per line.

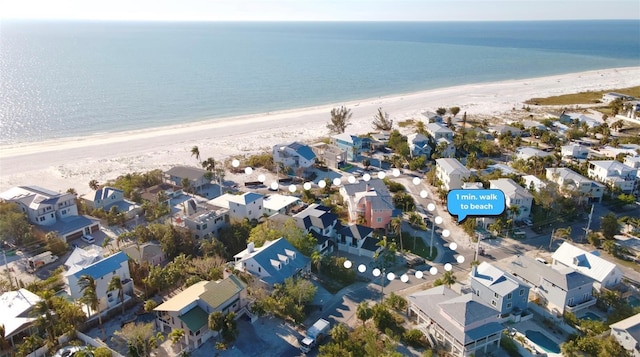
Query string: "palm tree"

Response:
xmin=0 ymin=324 xmax=10 ymax=354
xmin=78 ymin=275 xmax=104 ymax=335
xmin=441 ymin=271 xmax=457 ymax=287
xmin=310 ymin=251 xmax=322 ymax=274
xmin=190 ymin=146 xmax=200 ymax=163
xmin=108 ymin=275 xmax=125 ymax=315
xmin=390 ymin=216 xmax=403 ymax=252
xmin=32 ymin=290 xmax=57 ymax=347
xmin=356 ymin=301 xmax=373 ymax=327
xmin=88 ymin=180 xmax=99 ymax=191
xmin=168 ymin=328 xmax=185 ymax=346
xmin=201 ymin=157 xmax=216 ymax=172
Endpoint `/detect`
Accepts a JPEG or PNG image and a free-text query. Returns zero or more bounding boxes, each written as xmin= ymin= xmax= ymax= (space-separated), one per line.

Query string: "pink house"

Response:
xmin=339 ymin=179 xmax=399 ymax=230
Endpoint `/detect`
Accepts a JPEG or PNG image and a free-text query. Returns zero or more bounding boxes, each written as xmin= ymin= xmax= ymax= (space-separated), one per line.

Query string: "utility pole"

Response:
xmin=549 ymin=229 xmax=556 ymax=251
xmin=584 ymin=204 xmax=594 ymax=242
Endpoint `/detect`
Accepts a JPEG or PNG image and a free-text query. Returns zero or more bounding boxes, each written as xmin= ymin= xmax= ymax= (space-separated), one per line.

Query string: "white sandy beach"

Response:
xmin=1 ymin=66 xmax=639 ymax=196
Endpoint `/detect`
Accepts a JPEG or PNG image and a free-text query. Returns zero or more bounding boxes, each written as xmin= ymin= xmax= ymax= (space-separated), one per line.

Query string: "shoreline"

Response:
xmin=1 ymin=66 xmax=639 ymax=195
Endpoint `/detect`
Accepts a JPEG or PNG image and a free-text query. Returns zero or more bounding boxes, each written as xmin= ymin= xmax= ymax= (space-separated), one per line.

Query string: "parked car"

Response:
xmin=522 ymin=218 xmax=533 ymax=227
xmin=81 ymin=235 xmax=95 ymax=244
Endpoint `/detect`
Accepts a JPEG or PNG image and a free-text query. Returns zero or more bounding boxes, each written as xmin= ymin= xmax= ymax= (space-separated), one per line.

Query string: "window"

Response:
xmin=377 ymin=217 xmax=382 ymax=223
xmin=494 ymin=292 xmax=499 ymax=298
xmin=202 ymin=223 xmax=207 ymax=230
xmin=249 ymin=210 xmax=252 ymax=215
xmin=476 ymin=291 xmax=480 ymax=296
xmin=507 ymin=303 xmax=512 ymax=309
xmin=507 ymin=293 xmax=512 ymax=300
xmin=491 ymin=300 xmax=496 ymax=307
xmin=519 ymin=289 xmax=525 ymax=296
xmin=258 ymin=267 xmax=261 ymax=273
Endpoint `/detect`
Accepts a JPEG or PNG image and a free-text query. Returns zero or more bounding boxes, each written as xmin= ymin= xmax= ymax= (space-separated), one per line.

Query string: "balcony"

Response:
xmin=566 ymin=297 xmax=597 ymax=313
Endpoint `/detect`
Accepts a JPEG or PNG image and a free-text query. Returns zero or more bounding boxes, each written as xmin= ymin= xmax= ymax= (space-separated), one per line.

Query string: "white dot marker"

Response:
xmin=363 ymin=173 xmax=371 ymax=181
xmin=378 ymin=171 xmax=386 ymax=179
xmin=435 ymin=216 xmax=443 ymax=225
xmin=450 ymin=242 xmax=458 ymax=251
xmin=358 ymin=264 xmax=367 ymax=273
xmin=232 ymin=159 xmax=240 ymax=168
xmin=442 ymin=229 xmax=450 ymax=238
xmin=332 ymin=178 xmax=341 ymax=186
xmin=457 ymin=255 xmax=465 ymax=264
xmin=373 ymin=268 xmax=381 ymax=277
xmin=430 ymin=267 xmax=438 ymax=275
xmin=288 ymin=184 xmax=296 ymax=193
xmin=444 ymin=263 xmax=452 ymax=271
xmin=343 ymin=260 xmax=352 ymax=269
xmin=412 ymin=177 xmax=421 ymax=185
xmin=415 ymin=270 xmax=424 ymax=279
xmin=393 ymin=169 xmax=401 ymax=177
xmin=427 ymin=203 xmax=435 ymax=211
xmin=348 ymin=176 xmax=356 ymax=184
xmin=318 ymin=180 xmax=326 ymax=188
xmin=400 ymin=274 xmax=409 ymax=283
xmin=303 ymin=182 xmax=312 ymax=190
xmin=258 ymin=174 xmax=266 ymax=183
xmin=244 ymin=167 xmax=253 ymax=175
xmin=386 ymin=272 xmax=396 ymax=281
xmin=420 ymin=190 xmax=428 ymax=198
xmin=270 ymin=182 xmax=278 ymax=190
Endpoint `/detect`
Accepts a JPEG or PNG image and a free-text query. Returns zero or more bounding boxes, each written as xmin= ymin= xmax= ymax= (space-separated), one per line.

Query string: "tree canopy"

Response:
xmin=371 ymin=107 xmax=393 ymax=131
xmin=327 ymin=106 xmax=352 ymax=134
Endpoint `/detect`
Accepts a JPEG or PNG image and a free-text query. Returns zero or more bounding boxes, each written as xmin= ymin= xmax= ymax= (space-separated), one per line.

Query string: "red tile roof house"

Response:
xmin=339 ymin=179 xmax=400 ymax=230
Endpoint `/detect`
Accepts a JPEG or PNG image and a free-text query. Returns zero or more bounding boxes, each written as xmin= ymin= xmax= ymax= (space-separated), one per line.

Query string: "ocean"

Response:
xmin=1 ymin=20 xmax=638 ymax=145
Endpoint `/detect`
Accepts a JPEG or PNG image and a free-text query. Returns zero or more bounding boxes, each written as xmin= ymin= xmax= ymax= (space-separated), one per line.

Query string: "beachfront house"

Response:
xmin=233 ymin=238 xmax=310 ymax=290
xmin=0 ymin=186 xmax=100 ymax=243
xmin=552 ymin=242 xmax=624 ymax=291
xmin=273 ymin=142 xmax=316 ymax=170
xmin=609 ymin=313 xmax=640 ymax=357
xmin=331 ymin=133 xmax=363 ymax=161
xmin=154 ymin=275 xmax=248 ymax=351
xmin=560 ymin=112 xmax=602 ymax=128
xmin=339 ymin=178 xmax=398 ymax=230
xmin=336 ymin=224 xmax=382 ymax=258
xmin=164 ymin=166 xmax=210 ymax=195
xmin=0 ymin=289 xmax=43 ymax=348
xmin=86 ymin=186 xmax=141 ymax=219
xmin=407 ymin=133 xmax=432 ymax=158
xmin=179 ymin=198 xmax=229 ymax=239
xmin=309 ymin=142 xmax=348 ymax=169
xmin=469 ymin=262 xmax=529 ymax=318
xmin=602 ymin=92 xmax=635 ymax=104
xmin=587 ymin=160 xmax=638 ymax=194
xmin=546 ymin=167 xmax=604 ymax=203
xmin=435 ymin=158 xmax=471 ymax=192
xmin=489 ymin=178 xmax=533 ymax=221
xmin=208 ymin=192 xmax=264 ymax=223
xmin=508 ymin=255 xmax=596 ymax=315
xmin=407 ymin=286 xmax=505 ymax=357
xmin=139 ymin=182 xmax=183 ymax=203
xmin=426 ymin=122 xmax=454 ymax=141
xmin=561 ymin=144 xmax=590 ymax=160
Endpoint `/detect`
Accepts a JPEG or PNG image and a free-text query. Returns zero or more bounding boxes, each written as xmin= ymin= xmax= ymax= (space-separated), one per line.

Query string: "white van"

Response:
xmin=81 ymin=235 xmax=95 ymax=244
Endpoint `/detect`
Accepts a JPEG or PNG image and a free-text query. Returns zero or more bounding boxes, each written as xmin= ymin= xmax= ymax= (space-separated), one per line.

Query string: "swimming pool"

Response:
xmin=525 ymin=330 xmax=561 ymax=354
xmin=629 ymin=296 xmax=640 ymax=308
xmin=580 ymin=312 xmax=601 ymax=321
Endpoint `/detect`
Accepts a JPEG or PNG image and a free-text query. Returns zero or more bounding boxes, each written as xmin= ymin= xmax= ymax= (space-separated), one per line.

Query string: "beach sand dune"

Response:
xmin=1 ymin=67 xmax=639 ymax=196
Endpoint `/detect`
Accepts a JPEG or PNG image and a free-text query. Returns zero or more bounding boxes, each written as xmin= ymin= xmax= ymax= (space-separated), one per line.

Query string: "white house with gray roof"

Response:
xmin=561 ymin=144 xmax=590 ymax=159
xmin=588 ymin=160 xmax=637 ymax=193
xmin=552 ymin=242 xmax=623 ymax=291
xmin=515 ymin=147 xmax=551 ymax=161
xmin=469 ymin=262 xmax=529 ymax=318
xmin=408 ymin=285 xmax=505 ymax=357
xmin=273 ymin=142 xmax=316 ymax=169
xmin=426 ymin=122 xmax=454 ymax=140
xmin=610 ymin=313 xmax=640 ymax=357
xmin=508 ymin=255 xmax=596 ymax=315
xmin=489 ymin=178 xmax=532 ymax=221
xmin=263 ymin=194 xmax=302 ymax=216
xmin=180 ymin=198 xmax=229 ymax=239
xmin=435 ymin=158 xmax=471 ymax=192
xmin=0 ymin=289 xmax=42 ymax=347
xmin=85 ymin=186 xmax=141 ymax=219
xmin=208 ymin=192 xmax=264 ymax=223
xmin=522 ymin=175 xmax=546 ymax=192
xmin=546 ymin=167 xmax=604 ymax=203
xmin=164 ymin=166 xmax=210 ymax=192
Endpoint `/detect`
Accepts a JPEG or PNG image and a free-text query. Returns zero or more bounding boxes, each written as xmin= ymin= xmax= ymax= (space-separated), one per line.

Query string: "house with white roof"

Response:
xmin=421 ymin=111 xmax=443 ymax=123
xmin=560 ymin=112 xmax=603 ymax=128
xmin=602 ymin=92 xmax=635 ymax=104
xmin=469 ymin=262 xmax=529 ymax=317
xmin=0 ymin=186 xmax=100 ymax=242
xmin=85 ymin=186 xmax=141 ymax=219
xmin=293 ymin=203 xmax=338 ymax=255
xmin=435 ymin=158 xmax=471 ymax=192
xmin=508 ymin=255 xmax=596 ymax=315
xmin=489 ymin=125 xmax=521 ymax=137
xmin=610 ymin=313 xmax=640 ymax=357
xmin=407 ymin=133 xmax=432 ymax=158
xmin=233 ymin=238 xmax=310 ymax=289
xmin=521 ymin=120 xmax=547 ymax=131
xmin=263 ymin=194 xmax=302 ymax=216
xmin=551 ymin=242 xmax=624 ymax=291
xmin=331 ymin=133 xmax=363 ymax=161
xmin=64 ymin=250 xmax=133 ymax=311
xmin=624 ymin=156 xmax=640 ymax=172
xmin=561 ymin=144 xmax=590 ymax=159
xmin=208 ymin=192 xmax=264 ymax=223
xmin=0 ymin=289 xmax=42 ymax=347
xmin=407 ymin=286 xmax=505 ymax=357
xmin=154 ymin=275 xmax=248 ymax=351
xmin=309 ymin=142 xmax=347 ymax=169
xmin=273 ymin=142 xmax=317 ymax=169
xmin=339 ymin=179 xmax=399 ymax=229
xmin=426 ymin=122 xmax=454 ymax=141
xmin=489 ymin=178 xmax=532 ymax=220
xmin=546 ymin=167 xmax=604 ymax=203
xmin=515 ymin=147 xmax=550 ymax=161
xmin=179 ymin=198 xmax=229 ymax=239
xmin=522 ymin=175 xmax=546 ymax=192
xmin=588 ymin=160 xmax=637 ymax=193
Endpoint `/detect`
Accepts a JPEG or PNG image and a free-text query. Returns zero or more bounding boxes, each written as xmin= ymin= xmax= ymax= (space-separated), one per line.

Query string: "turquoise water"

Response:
xmin=526 ymin=330 xmax=561 ymax=354
xmin=579 ymin=312 xmax=601 ymax=321
xmin=629 ymin=296 xmax=640 ymax=308
xmin=1 ymin=20 xmax=638 ymax=145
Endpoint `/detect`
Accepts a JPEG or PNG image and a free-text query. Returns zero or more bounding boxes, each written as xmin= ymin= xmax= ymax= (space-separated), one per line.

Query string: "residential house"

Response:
xmin=610 ymin=313 xmax=640 ymax=357
xmin=560 ymin=112 xmax=602 ymax=128
xmin=624 ymin=156 xmax=640 ymax=176
xmin=179 ymin=198 xmax=229 ymax=238
xmin=421 ymin=111 xmax=443 ymax=123
xmin=552 ymin=242 xmax=624 ymax=291
xmin=561 ymin=144 xmax=590 ymax=159
xmin=293 ymin=203 xmax=339 ymax=255
xmin=339 ymin=179 xmax=398 ymax=229
xmin=515 ymin=147 xmax=551 ymax=161
xmin=369 ymin=131 xmax=390 ymax=150
xmin=0 ymin=289 xmax=42 ymax=347
xmin=233 ymin=238 xmax=310 ymax=289
xmin=208 ymin=192 xmax=264 ymax=223
xmin=435 ymin=158 xmax=471 ymax=192
xmin=489 ymin=125 xmax=521 ymax=137
xmin=546 ymin=167 xmax=604 ymax=203
xmin=426 ymin=122 xmax=454 ymax=141
xmin=309 ymin=142 xmax=347 ymax=168
xmin=489 ymin=178 xmax=532 ymax=220
xmin=154 ymin=275 xmax=248 ymax=351
xmin=331 ymin=133 xmax=363 ymax=161
xmin=588 ymin=160 xmax=637 ymax=193
xmin=408 ymin=286 xmax=505 ymax=357
xmin=598 ymin=144 xmax=640 ymax=159
xmin=0 ymin=186 xmax=99 ymax=242
xmin=469 ymin=262 xmax=529 ymax=317
xmin=122 ymin=242 xmax=167 ymax=266
xmin=522 ymin=175 xmax=546 ymax=192
xmin=164 ymin=166 xmax=210 ymax=193
xmin=336 ymin=224 xmax=382 ymax=257
xmin=435 ymin=137 xmax=456 ymax=158
xmin=521 ymin=120 xmax=547 ymax=132
xmin=86 ymin=186 xmax=141 ymax=219
xmin=64 ymin=251 xmax=134 ymax=311
xmin=508 ymin=255 xmax=596 ymax=315
xmin=407 ymin=133 xmax=432 ymax=158
xmin=263 ymin=194 xmax=302 ymax=216
xmin=273 ymin=142 xmax=316 ymax=170
xmin=602 ymin=92 xmax=635 ymax=104
xmin=139 ymin=182 xmax=183 ymax=203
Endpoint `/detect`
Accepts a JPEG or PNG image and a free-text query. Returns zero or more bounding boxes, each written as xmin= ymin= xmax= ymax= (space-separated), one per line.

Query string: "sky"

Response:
xmin=1 ymin=0 xmax=639 ymax=22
